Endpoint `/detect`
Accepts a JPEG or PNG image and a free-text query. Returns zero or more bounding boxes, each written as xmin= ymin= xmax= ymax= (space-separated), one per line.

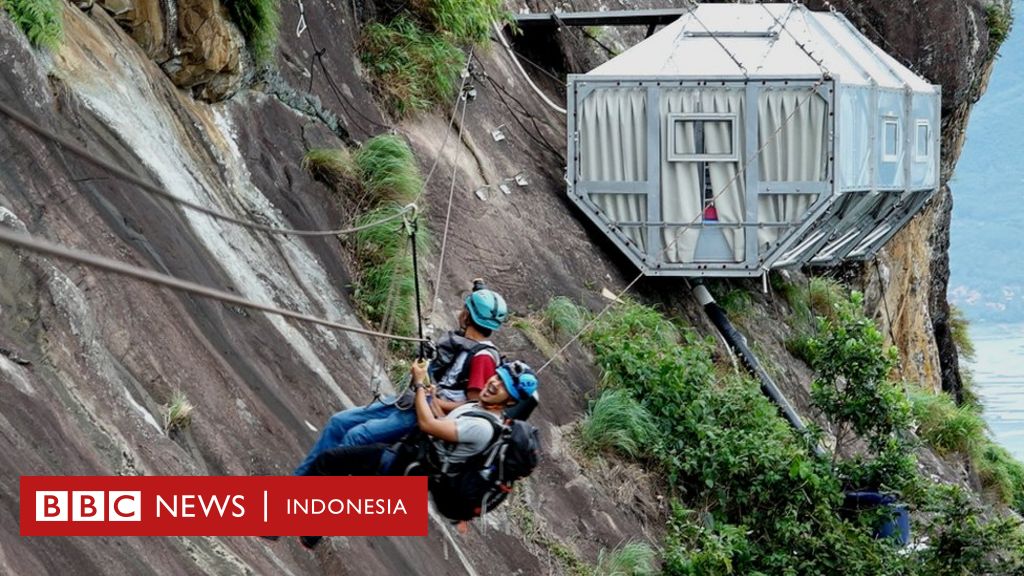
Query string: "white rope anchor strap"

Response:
xmin=296 ymin=0 xmax=308 ymax=38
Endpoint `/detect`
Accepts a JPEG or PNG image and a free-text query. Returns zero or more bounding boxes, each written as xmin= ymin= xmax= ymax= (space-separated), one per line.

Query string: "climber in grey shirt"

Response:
xmin=429 ymin=402 xmax=502 ymax=465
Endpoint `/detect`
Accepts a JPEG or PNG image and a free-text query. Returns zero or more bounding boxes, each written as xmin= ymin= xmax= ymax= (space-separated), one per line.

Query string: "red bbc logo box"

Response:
xmin=20 ymin=476 xmax=428 ymax=537
xmin=35 ymin=491 xmax=141 ymax=522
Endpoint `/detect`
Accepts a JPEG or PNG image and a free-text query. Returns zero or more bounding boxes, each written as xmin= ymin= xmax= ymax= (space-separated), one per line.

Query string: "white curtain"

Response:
xmin=660 ymin=89 xmax=746 ymax=263
xmin=579 ymin=89 xmax=647 ymax=249
xmin=757 ymin=89 xmax=828 ymax=247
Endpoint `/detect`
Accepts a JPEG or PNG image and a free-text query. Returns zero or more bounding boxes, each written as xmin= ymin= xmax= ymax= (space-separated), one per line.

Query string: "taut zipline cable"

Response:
xmin=0 ymin=226 xmax=426 ymax=343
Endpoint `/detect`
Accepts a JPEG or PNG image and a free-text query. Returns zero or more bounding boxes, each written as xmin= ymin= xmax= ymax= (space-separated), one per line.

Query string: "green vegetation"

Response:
xmin=807 ymin=292 xmax=911 ymax=458
xmin=508 ymin=494 xmax=591 ymax=576
xmin=302 ymin=148 xmax=357 ymax=189
xmin=360 ymin=16 xmax=465 ymax=117
xmin=916 ymin=484 xmax=1024 ymax=575
xmin=1 ymin=0 xmax=62 ymax=51
xmin=510 ymin=315 xmax=560 ymax=361
xmin=164 ymin=390 xmax=194 ymax=434
xmin=909 ymin=384 xmax=1024 ymax=513
xmin=986 ymin=4 xmax=1013 ymax=53
xmin=543 ymin=296 xmax=586 ymax=340
xmin=578 ymin=296 xmax=1024 ymax=574
xmin=593 ymin=542 xmax=656 ymax=576
xmin=353 ymin=135 xmax=423 ymax=205
xmin=579 ymin=389 xmax=656 ymax=459
xmin=302 ymin=136 xmax=425 ymax=338
xmin=224 ymin=0 xmax=281 ymax=65
xmin=353 ymin=204 xmax=425 ymax=338
xmin=949 ymin=304 xmax=976 ymax=362
xmin=411 ymin=0 xmax=509 ymax=45
xmin=910 ymin=386 xmax=986 ymax=456
xmin=779 ymin=275 xmax=848 ymax=363
xmin=360 ymin=0 xmax=510 ymax=116
xmin=708 ymin=283 xmax=752 ymax=319
xmin=976 ymin=442 xmax=1024 ymax=512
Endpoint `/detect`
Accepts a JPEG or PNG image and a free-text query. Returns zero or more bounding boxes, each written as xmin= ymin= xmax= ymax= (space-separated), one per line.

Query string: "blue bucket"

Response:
xmin=842 ymin=491 xmax=911 ymax=546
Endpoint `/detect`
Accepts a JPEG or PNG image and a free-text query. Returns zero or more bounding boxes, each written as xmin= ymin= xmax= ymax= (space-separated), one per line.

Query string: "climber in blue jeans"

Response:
xmin=293 ymin=281 xmax=507 ymax=476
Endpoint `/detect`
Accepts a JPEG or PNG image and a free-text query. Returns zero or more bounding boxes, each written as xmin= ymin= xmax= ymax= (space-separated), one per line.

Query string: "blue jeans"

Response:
xmin=293 ymin=398 xmax=418 ymax=475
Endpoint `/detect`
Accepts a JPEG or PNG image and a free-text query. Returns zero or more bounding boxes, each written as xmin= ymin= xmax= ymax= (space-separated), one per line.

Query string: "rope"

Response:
xmin=0 ymin=226 xmax=426 ymax=343
xmin=759 ymin=2 xmax=831 ymax=77
xmin=688 ymin=1 xmax=749 ymax=79
xmin=369 ymin=222 xmax=415 ymax=401
xmin=0 ymin=99 xmax=417 ymax=238
xmin=493 ymin=21 xmax=567 ymax=115
xmin=295 ymin=0 xmax=307 ymax=37
xmin=305 ymin=23 xmax=391 ymax=135
xmin=749 ymin=3 xmax=797 ymax=75
xmin=420 ymin=52 xmax=474 ymax=200
xmin=487 ymin=37 xmax=564 ymax=85
xmin=409 ymin=216 xmax=427 ymax=357
xmin=823 ymin=0 xmax=921 ymax=77
xmin=473 ymin=63 xmax=565 ymax=163
xmin=873 ymin=259 xmax=899 ymax=350
xmin=428 ymin=93 xmax=470 ymax=317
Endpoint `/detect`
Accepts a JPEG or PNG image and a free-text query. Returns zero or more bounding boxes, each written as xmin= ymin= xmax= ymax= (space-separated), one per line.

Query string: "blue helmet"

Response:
xmin=496 ymin=360 xmax=539 ymax=401
xmin=465 ymin=288 xmax=508 ymax=331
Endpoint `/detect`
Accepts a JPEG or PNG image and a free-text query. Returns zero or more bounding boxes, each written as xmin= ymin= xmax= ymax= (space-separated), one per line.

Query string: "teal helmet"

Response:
xmin=496 ymin=360 xmax=539 ymax=401
xmin=465 ymin=289 xmax=508 ymax=331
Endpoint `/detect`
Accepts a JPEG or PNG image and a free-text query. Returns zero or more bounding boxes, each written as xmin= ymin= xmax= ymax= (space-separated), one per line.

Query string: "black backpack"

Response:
xmin=428 ymin=331 xmax=499 ymax=391
xmin=410 ymin=413 xmax=541 ymax=522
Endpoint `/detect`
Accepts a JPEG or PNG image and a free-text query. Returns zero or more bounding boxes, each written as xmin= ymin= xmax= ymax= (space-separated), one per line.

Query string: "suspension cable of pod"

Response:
xmin=406 ymin=212 xmax=427 ymax=359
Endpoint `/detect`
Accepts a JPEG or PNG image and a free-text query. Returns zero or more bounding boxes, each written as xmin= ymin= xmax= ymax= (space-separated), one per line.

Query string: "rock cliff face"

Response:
xmin=817 ymin=0 xmax=1010 ymax=398
xmin=0 ymin=0 xmax=1005 ymax=574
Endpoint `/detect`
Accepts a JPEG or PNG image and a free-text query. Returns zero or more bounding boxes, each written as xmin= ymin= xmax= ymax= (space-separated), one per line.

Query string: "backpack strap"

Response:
xmin=451 ymin=342 xmax=499 ymax=389
xmin=437 ymin=410 xmax=504 ymax=475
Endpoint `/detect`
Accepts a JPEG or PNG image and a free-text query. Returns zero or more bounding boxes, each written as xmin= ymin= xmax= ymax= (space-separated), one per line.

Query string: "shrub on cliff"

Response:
xmin=580 ymin=297 xmax=1024 ymax=574
xmin=301 ymin=136 xmax=425 ymax=341
xmin=1 ymin=0 xmax=62 ymax=50
xmin=224 ymin=0 xmax=280 ymax=65
xmin=360 ymin=15 xmax=464 ymax=117
xmin=359 ymin=0 xmax=511 ymax=116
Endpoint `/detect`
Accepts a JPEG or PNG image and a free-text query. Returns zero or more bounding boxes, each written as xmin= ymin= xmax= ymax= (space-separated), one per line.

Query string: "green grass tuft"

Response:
xmin=360 ymin=15 xmax=465 ymax=117
xmin=224 ymin=0 xmax=280 ymax=65
xmin=352 ymin=203 xmax=429 ymax=343
xmin=1 ymin=0 xmax=63 ymax=50
xmin=579 ymin=389 xmax=657 ymax=459
xmin=807 ymin=276 xmax=847 ymax=319
xmin=910 ymin=387 xmax=987 ymax=456
xmin=411 ymin=0 xmax=510 ymax=45
xmin=716 ymin=288 xmax=752 ymax=319
xmin=594 ymin=542 xmax=657 ymax=576
xmin=302 ymin=148 xmax=357 ymax=189
xmin=976 ymin=442 xmax=1024 ymax=512
xmin=949 ymin=304 xmax=976 ymax=362
xmin=164 ymin=390 xmax=194 ymax=434
xmin=303 ymin=136 xmax=426 ymax=342
xmin=543 ymin=296 xmax=586 ymax=340
xmin=987 ymin=4 xmax=1013 ymax=53
xmin=354 ymin=135 xmax=423 ymax=205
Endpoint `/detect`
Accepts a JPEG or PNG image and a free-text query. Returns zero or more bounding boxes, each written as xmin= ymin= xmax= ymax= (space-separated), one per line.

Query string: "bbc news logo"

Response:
xmin=21 ymin=476 xmax=427 ymax=536
xmin=36 ymin=491 xmax=141 ymax=522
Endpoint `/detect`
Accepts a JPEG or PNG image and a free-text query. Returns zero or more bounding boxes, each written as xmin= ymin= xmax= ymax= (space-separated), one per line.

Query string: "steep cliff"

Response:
xmin=0 ymin=0 xmax=1010 ymax=574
